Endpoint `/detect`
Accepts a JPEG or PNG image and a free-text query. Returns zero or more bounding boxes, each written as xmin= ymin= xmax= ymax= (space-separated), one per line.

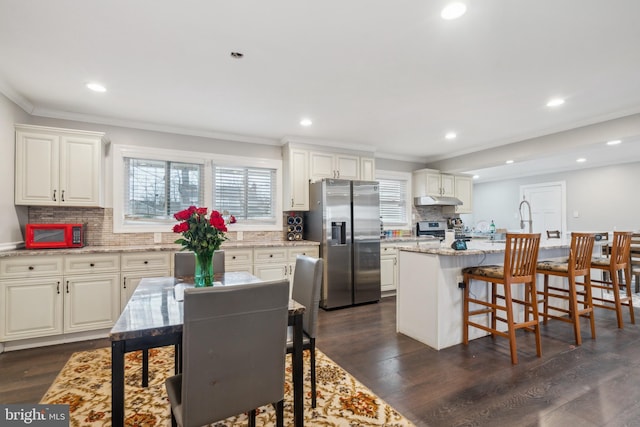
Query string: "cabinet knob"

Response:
xmin=144 ymin=260 xmax=149 ymax=264
xmin=232 ymin=256 xmax=237 ymax=260
xmin=28 ymin=266 xmax=34 ymax=270
xmin=269 ymin=254 xmax=273 ymax=258
xmin=90 ymin=263 xmax=95 ymax=267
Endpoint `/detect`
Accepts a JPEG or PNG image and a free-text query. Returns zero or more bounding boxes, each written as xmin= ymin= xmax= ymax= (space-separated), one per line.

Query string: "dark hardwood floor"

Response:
xmin=2 ymin=296 xmax=640 ymax=426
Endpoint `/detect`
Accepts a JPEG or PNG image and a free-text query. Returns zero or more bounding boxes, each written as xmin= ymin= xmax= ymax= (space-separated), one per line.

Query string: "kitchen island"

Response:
xmin=397 ymin=238 xmax=576 ymax=350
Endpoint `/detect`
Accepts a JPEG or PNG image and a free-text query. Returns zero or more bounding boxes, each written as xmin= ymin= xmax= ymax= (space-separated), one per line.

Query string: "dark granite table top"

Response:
xmin=110 ymin=272 xmax=305 ymax=341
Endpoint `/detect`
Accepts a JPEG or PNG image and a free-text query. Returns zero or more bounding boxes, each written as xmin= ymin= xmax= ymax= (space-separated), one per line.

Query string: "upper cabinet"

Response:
xmin=282 ymin=142 xmax=376 ymax=210
xmin=412 ymin=169 xmax=455 ymax=198
xmin=413 ymin=168 xmax=474 ymax=213
xmin=15 ymin=124 xmax=107 ymax=207
xmin=309 ymin=151 xmax=359 ymax=181
xmin=452 ymin=175 xmax=473 ymax=214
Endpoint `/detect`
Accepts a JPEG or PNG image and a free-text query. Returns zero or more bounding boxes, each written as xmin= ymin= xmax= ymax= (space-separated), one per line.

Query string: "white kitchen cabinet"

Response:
xmin=120 ymin=252 xmax=171 ymax=310
xmin=283 ymin=146 xmax=309 ymax=210
xmin=224 ymin=248 xmax=254 ymax=273
xmin=380 ymin=244 xmax=398 ymax=293
xmin=360 ymin=157 xmax=376 ymax=181
xmin=309 ymin=151 xmax=359 ymax=181
xmin=453 ymin=175 xmax=473 ymax=214
xmin=253 ymin=246 xmax=319 ymax=296
xmin=0 ymin=277 xmax=63 ymax=341
xmin=14 ymin=124 xmax=106 ymax=207
xmin=63 ymin=272 xmax=120 ymax=333
xmin=0 ymin=253 xmax=120 ymax=342
xmin=413 ymin=169 xmax=455 ymax=198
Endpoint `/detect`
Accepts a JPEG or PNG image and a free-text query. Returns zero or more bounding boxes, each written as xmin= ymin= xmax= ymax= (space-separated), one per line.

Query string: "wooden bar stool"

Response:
xmin=590 ymin=231 xmax=634 ymax=329
xmin=462 ymin=233 xmax=542 ymax=365
xmin=535 ymin=232 xmax=596 ymax=345
xmin=630 ymin=233 xmax=640 ymax=293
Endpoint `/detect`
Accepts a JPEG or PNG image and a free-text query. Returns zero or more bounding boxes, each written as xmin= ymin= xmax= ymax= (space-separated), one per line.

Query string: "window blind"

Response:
xmin=378 ymin=177 xmax=407 ymax=225
xmin=214 ymin=166 xmax=276 ymax=222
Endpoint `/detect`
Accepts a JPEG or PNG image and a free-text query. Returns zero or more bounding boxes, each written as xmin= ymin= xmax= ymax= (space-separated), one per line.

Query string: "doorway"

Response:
xmin=520 ymin=181 xmax=566 ymax=235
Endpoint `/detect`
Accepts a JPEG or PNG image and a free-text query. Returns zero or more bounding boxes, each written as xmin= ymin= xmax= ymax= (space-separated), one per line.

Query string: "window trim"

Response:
xmin=113 ymin=144 xmax=283 ymax=233
xmin=376 ymin=169 xmax=412 ymax=229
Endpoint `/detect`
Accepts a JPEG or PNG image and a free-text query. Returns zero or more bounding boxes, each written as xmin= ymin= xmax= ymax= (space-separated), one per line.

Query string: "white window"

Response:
xmin=113 ymin=145 xmax=282 ymax=233
xmin=214 ymin=165 xmax=277 ymax=225
xmin=376 ymin=170 xmax=412 ymax=228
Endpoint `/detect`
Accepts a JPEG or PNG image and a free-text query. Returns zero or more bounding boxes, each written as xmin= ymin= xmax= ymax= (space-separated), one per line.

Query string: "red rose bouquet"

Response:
xmin=173 ymin=206 xmax=228 ymax=285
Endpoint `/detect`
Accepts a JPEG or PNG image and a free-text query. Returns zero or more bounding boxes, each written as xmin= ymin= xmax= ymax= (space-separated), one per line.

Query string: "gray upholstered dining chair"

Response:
xmin=165 ymin=279 xmax=289 ymax=427
xmin=287 ymin=255 xmax=323 ymax=408
xmin=174 ymin=250 xmax=225 ymax=277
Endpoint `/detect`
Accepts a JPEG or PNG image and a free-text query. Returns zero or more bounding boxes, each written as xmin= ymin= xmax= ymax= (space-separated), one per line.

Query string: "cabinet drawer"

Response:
xmin=288 ymin=246 xmax=319 ymax=262
xmin=225 ymin=249 xmax=253 ymax=266
xmin=253 ymin=248 xmax=287 ymax=264
xmin=121 ymin=252 xmax=170 ymax=271
xmin=0 ymin=256 xmax=64 ymax=279
xmin=381 ymin=245 xmax=397 ymax=254
xmin=64 ymin=254 xmax=120 ymax=274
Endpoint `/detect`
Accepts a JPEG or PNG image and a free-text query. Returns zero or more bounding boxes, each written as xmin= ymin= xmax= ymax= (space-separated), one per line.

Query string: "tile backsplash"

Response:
xmin=27 ymin=207 xmax=282 ymax=246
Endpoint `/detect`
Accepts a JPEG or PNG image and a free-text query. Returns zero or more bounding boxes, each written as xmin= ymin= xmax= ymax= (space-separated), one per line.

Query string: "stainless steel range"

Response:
xmin=416 ymin=221 xmax=471 ymax=241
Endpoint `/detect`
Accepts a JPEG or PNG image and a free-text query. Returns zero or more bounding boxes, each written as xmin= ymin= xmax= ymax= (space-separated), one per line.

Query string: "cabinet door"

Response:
xmin=425 ymin=172 xmax=444 ymax=196
xmin=335 ymin=154 xmax=359 ymax=180
xmin=380 ymin=255 xmax=397 ymax=292
xmin=63 ymin=273 xmax=120 ymax=333
xmin=454 ymin=175 xmax=473 ymax=214
xmin=309 ymin=151 xmax=335 ymax=181
xmin=440 ymin=174 xmax=456 ymax=197
xmin=0 ymin=278 xmax=63 ymax=341
xmin=120 ymin=269 xmax=170 ymax=311
xmin=59 ymin=135 xmax=104 ymax=206
xmin=360 ymin=157 xmax=376 ymax=181
xmin=14 ymin=130 xmax=60 ymax=206
xmin=284 ymin=148 xmax=309 ymax=210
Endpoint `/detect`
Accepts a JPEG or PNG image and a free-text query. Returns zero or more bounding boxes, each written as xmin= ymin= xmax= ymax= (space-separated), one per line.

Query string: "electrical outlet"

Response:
xmin=153 ymin=232 xmax=162 ymax=243
xmin=237 ymin=231 xmax=243 ymax=241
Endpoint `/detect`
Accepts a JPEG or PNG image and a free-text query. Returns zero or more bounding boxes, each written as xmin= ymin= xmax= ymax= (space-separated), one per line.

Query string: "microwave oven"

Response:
xmin=25 ymin=223 xmax=85 ymax=249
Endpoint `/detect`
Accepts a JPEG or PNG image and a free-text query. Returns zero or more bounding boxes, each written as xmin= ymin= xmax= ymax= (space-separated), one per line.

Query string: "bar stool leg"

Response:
xmin=503 ymin=283 xmax=518 ymax=365
xmin=530 ymin=281 xmax=543 ymax=357
xmin=568 ymin=275 xmax=581 ymax=346
xmin=585 ymin=275 xmax=596 ymax=340
xmin=625 ymin=265 xmax=635 ymax=324
xmin=611 ymin=268 xmax=625 ymax=329
xmin=463 ymin=276 xmax=470 ymax=345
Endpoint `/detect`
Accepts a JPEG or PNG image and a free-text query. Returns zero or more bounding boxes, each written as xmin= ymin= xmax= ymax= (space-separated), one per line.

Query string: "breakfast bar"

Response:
xmin=396 ymin=238 xmax=574 ymax=350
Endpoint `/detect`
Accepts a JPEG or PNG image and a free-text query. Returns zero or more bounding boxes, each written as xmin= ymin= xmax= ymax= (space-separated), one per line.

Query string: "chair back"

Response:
xmin=180 ymin=280 xmax=289 ymax=427
xmin=503 ymin=233 xmax=541 ymax=283
xmin=291 ymin=255 xmax=323 ymax=339
xmin=609 ymin=231 xmax=633 ymax=268
xmin=631 ymin=233 xmax=640 ymax=271
xmin=175 ymin=251 xmax=225 ymax=278
xmin=546 ymin=230 xmax=561 ymax=239
xmin=568 ymin=232 xmax=595 ymax=275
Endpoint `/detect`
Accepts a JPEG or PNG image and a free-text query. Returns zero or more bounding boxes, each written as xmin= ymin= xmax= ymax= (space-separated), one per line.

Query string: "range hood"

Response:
xmin=414 ymin=195 xmax=463 ymax=206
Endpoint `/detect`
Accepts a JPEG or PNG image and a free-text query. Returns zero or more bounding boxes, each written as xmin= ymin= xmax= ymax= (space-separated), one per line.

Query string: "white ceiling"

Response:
xmin=1 ymin=0 xmax=640 ymax=181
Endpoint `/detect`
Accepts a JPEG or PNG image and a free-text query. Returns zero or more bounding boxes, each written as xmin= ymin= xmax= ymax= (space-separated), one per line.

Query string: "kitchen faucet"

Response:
xmin=519 ymin=197 xmax=533 ymax=233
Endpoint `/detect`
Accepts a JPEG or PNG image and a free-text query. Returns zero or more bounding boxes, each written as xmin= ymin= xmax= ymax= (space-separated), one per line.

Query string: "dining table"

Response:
xmin=109 ymin=272 xmax=306 ymax=427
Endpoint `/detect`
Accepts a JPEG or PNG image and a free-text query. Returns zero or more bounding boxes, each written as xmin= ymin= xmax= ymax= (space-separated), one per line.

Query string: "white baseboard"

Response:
xmin=0 ymin=329 xmax=110 ymax=353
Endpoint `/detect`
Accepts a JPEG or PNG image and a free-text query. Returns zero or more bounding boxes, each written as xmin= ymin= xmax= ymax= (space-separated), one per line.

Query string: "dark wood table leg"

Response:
xmin=292 ymin=312 xmax=304 ymax=427
xmin=142 ymin=349 xmax=149 ymax=387
xmin=111 ymin=340 xmax=125 ymax=427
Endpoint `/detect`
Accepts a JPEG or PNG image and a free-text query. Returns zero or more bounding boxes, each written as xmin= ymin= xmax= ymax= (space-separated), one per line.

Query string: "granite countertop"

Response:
xmin=398 ymin=238 xmax=576 ymax=256
xmin=0 ymin=240 xmax=320 ymax=258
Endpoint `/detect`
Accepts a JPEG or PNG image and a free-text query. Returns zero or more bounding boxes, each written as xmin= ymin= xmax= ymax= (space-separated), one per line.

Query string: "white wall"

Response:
xmin=0 ymin=93 xmax=30 ymax=249
xmin=468 ymin=162 xmax=640 ymax=232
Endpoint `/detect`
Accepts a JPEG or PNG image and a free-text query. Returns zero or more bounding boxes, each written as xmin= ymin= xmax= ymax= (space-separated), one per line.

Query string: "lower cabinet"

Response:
xmin=0 ymin=253 xmax=121 ymax=341
xmin=120 ymin=252 xmax=171 ymax=310
xmin=224 ymin=248 xmax=254 ymax=273
xmin=253 ymin=246 xmax=320 ymax=297
xmin=380 ymin=245 xmax=398 ymax=294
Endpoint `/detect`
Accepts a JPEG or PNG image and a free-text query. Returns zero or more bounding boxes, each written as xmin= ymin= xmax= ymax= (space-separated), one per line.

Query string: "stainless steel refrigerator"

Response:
xmin=304 ymin=179 xmax=381 ymax=309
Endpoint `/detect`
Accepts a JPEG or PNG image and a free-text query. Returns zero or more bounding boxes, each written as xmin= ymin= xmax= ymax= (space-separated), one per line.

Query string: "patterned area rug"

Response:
xmin=41 ymin=346 xmax=414 ymax=426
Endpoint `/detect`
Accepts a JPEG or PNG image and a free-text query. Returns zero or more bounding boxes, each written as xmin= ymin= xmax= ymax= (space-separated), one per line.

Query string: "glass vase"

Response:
xmin=194 ymin=251 xmax=214 ymax=287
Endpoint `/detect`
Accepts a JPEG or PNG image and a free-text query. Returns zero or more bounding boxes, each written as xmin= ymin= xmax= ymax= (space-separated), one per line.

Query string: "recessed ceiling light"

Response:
xmin=230 ymin=52 xmax=244 ymax=59
xmin=546 ymin=98 xmax=565 ymax=107
xmin=606 ymin=140 xmax=622 ymax=146
xmin=441 ymin=2 xmax=467 ymax=20
xmin=576 ymin=158 xmax=587 ymax=163
xmin=472 ymin=175 xmax=479 ymax=180
xmin=300 ymin=118 xmax=312 ymax=127
xmin=86 ymin=82 xmax=106 ymax=92
xmin=505 ymin=160 xmax=514 ymax=164
xmin=445 ymin=132 xmax=457 ymax=140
